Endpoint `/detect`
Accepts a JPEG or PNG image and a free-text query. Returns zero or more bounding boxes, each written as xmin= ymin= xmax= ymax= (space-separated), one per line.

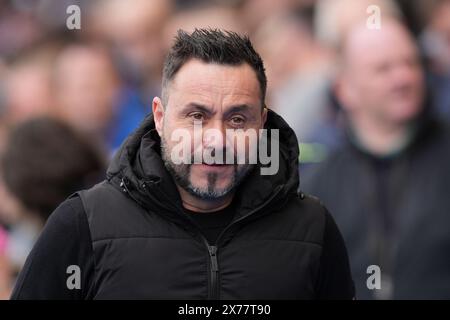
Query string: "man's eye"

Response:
xmin=230 ymin=116 xmax=245 ymax=126
xmin=188 ymin=112 xmax=204 ymax=121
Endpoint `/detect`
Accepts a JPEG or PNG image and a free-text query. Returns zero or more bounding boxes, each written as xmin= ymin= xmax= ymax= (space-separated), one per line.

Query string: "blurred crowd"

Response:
xmin=1 ymin=0 xmax=450 ymax=299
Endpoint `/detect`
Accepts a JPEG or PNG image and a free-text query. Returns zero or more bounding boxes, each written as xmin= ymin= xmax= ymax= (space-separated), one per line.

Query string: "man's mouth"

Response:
xmin=202 ymin=162 xmax=228 ymax=167
xmin=197 ymin=162 xmax=233 ymax=170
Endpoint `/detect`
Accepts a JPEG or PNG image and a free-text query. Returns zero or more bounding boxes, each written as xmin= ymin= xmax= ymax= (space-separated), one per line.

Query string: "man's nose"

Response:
xmin=202 ymin=119 xmax=226 ymax=150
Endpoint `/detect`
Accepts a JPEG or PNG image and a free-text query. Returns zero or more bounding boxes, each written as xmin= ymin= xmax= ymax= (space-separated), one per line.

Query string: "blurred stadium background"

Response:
xmin=0 ymin=0 xmax=450 ymax=299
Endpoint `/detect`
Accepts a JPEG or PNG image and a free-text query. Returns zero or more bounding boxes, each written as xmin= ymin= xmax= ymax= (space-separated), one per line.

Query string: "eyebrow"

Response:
xmin=181 ymin=103 xmax=214 ymax=115
xmin=224 ymin=104 xmax=252 ymax=117
xmin=181 ymin=103 xmax=254 ymax=117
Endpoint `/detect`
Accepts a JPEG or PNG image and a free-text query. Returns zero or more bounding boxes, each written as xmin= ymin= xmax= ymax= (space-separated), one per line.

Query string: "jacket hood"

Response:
xmin=106 ymin=109 xmax=300 ymax=222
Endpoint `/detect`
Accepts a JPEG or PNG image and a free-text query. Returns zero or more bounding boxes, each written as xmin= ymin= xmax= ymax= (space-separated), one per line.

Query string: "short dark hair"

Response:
xmin=162 ymin=28 xmax=267 ymax=106
xmin=1 ymin=117 xmax=105 ymax=222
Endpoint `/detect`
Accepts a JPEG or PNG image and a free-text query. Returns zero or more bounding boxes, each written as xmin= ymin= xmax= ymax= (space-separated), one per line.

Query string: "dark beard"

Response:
xmin=160 ymin=135 xmax=253 ymax=201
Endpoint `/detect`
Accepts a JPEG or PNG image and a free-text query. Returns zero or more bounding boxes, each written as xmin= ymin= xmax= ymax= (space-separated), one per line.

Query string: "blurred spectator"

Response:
xmin=2 ymin=117 xmax=105 ymax=222
xmin=419 ymin=0 xmax=450 ymax=120
xmin=315 ymin=0 xmax=402 ymax=51
xmin=254 ymin=10 xmax=337 ymax=157
xmin=303 ymin=19 xmax=450 ymax=299
xmin=89 ymin=0 xmax=174 ymax=101
xmin=2 ymin=40 xmax=60 ymax=124
xmin=0 ymin=117 xmax=105 ymax=290
xmin=0 ymin=1 xmax=44 ymax=58
xmin=294 ymin=0 xmax=416 ymax=166
xmin=52 ymin=43 xmax=148 ymax=153
xmin=239 ymin=0 xmax=311 ymax=34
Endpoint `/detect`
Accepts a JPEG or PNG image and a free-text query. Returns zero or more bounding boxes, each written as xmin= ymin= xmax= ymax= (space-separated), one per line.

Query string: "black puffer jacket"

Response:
xmin=11 ymin=110 xmax=354 ymax=300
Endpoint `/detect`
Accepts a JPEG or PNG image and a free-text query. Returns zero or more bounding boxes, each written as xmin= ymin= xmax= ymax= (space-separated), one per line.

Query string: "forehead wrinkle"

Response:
xmin=171 ymin=79 xmax=259 ymax=113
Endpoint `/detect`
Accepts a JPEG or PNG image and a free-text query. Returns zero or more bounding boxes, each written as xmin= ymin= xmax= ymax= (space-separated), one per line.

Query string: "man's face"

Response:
xmin=339 ymin=21 xmax=425 ymax=125
xmin=55 ymin=46 xmax=119 ymax=134
xmin=153 ymin=59 xmax=266 ymax=200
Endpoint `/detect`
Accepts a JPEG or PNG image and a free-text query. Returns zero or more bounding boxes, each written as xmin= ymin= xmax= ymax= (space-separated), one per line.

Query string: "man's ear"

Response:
xmin=261 ymin=105 xmax=268 ymax=128
xmin=152 ymin=97 xmax=165 ymax=137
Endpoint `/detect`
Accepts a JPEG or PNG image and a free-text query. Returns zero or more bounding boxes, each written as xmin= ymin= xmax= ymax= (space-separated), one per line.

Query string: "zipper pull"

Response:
xmin=208 ymin=245 xmax=218 ymax=272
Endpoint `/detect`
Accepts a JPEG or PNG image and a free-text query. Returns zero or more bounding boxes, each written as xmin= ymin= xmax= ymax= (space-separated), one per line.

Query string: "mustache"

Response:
xmin=190 ymin=146 xmax=252 ymax=165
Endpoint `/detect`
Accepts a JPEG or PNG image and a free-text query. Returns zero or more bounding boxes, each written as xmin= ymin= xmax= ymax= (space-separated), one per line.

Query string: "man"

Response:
xmin=52 ymin=43 xmax=148 ymax=153
xmin=2 ymin=117 xmax=105 ymax=223
xmin=0 ymin=117 xmax=105 ymax=296
xmin=303 ymin=19 xmax=450 ymax=299
xmin=11 ymin=29 xmax=354 ymax=299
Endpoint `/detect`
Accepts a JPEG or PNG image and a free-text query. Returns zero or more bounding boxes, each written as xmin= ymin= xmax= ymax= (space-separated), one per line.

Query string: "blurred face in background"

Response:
xmin=90 ymin=0 xmax=173 ymax=87
xmin=53 ymin=45 xmax=119 ymax=137
xmin=254 ymin=15 xmax=313 ymax=91
xmin=4 ymin=62 xmax=54 ymax=123
xmin=153 ymin=59 xmax=266 ymax=200
xmin=337 ymin=20 xmax=425 ymax=127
